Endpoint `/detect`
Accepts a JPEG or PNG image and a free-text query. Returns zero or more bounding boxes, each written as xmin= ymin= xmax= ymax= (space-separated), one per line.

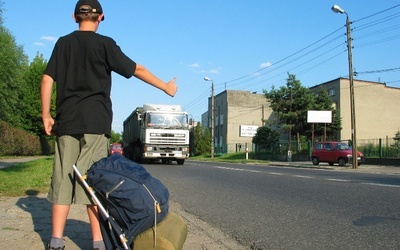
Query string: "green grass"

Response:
xmin=190 ymin=152 xmax=269 ymax=164
xmin=0 ymin=157 xmax=53 ymax=197
xmin=0 ymin=153 xmax=269 ymax=197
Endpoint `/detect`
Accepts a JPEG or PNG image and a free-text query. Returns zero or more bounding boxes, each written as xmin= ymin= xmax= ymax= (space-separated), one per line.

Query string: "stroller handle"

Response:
xmin=72 ymin=165 xmax=130 ymax=250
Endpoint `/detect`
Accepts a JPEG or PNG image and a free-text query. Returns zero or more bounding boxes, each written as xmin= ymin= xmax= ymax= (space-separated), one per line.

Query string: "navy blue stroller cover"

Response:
xmin=86 ymin=154 xmax=169 ymax=249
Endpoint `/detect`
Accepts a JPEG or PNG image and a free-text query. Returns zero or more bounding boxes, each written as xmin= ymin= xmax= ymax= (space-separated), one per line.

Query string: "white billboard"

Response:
xmin=307 ymin=110 xmax=332 ymax=123
xmin=240 ymin=125 xmax=259 ymax=137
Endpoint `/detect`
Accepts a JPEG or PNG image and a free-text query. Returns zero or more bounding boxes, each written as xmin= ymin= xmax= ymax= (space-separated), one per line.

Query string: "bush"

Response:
xmin=0 ymin=120 xmax=43 ymax=156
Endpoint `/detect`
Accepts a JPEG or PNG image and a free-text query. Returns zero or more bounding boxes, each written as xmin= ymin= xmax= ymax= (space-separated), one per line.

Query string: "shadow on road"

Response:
xmin=15 ymin=190 xmax=92 ymax=249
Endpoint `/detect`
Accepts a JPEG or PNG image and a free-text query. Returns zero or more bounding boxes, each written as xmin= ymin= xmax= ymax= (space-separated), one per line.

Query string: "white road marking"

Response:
xmin=215 ymin=166 xmax=261 ymax=173
xmin=269 ymin=172 xmax=284 ymax=176
xmin=361 ymin=182 xmax=400 ymax=188
xmin=326 ymin=179 xmax=352 ymax=182
xmin=293 ymin=175 xmax=313 ymax=179
xmin=194 ymin=163 xmax=399 ymax=188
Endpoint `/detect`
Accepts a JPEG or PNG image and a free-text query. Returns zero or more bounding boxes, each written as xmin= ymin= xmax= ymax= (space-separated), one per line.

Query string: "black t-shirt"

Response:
xmin=44 ymin=31 xmax=136 ymax=136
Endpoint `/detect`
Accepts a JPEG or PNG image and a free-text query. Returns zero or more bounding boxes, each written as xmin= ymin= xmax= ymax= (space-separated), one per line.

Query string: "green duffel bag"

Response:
xmin=132 ymin=212 xmax=187 ymax=250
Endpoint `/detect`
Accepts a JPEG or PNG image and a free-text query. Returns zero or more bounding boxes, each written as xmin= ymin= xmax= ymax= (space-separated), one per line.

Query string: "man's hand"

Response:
xmin=164 ymin=78 xmax=178 ymax=97
xmin=41 ymin=74 xmax=55 ymax=135
xmin=42 ymin=116 xmax=55 ymax=136
xmin=133 ymin=64 xmax=178 ymax=97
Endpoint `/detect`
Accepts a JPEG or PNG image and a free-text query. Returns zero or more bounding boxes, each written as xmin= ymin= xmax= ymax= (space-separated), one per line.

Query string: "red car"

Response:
xmin=110 ymin=143 xmax=124 ymax=156
xmin=311 ymin=141 xmax=363 ymax=166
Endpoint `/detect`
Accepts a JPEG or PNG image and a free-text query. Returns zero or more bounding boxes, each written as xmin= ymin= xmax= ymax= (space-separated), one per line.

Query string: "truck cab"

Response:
xmin=123 ymin=104 xmax=190 ymax=165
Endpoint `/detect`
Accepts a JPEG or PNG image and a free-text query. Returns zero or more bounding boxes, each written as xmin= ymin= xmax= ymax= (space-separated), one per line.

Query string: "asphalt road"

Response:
xmin=145 ymin=160 xmax=400 ymax=249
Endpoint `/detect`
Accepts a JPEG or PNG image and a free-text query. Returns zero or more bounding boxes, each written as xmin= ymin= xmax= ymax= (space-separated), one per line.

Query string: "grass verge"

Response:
xmin=0 ymin=154 xmax=269 ymax=197
xmin=0 ymin=157 xmax=53 ymax=197
xmin=190 ymin=152 xmax=269 ymax=164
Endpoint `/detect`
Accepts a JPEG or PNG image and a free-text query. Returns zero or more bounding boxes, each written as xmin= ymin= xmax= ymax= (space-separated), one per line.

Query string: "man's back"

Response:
xmin=45 ymin=30 xmax=136 ymax=136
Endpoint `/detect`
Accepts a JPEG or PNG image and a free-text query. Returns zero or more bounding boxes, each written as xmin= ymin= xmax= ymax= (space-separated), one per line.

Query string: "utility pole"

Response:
xmin=346 ymin=15 xmax=358 ymax=169
xmin=288 ymin=86 xmax=293 ymax=162
xmin=211 ymin=81 xmax=215 ymax=158
xmin=204 ymin=77 xmax=215 ymax=158
xmin=332 ymin=4 xmax=358 ymax=169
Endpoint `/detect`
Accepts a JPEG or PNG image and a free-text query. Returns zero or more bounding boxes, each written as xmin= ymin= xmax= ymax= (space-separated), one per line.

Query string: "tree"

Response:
xmin=0 ymin=2 xmax=29 ymax=127
xmin=391 ymin=130 xmax=400 ymax=157
xmin=110 ymin=130 xmax=122 ymax=143
xmin=264 ymin=73 xmax=342 ymax=143
xmin=311 ymin=87 xmax=342 ymax=141
xmin=264 ymin=73 xmax=314 ymax=148
xmin=252 ymin=126 xmax=279 ymax=152
xmin=20 ymin=53 xmax=51 ymax=135
xmin=193 ymin=123 xmax=211 ymax=156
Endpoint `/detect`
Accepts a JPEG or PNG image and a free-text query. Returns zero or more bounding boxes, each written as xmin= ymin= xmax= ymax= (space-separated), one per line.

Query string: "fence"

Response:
xmin=215 ymin=137 xmax=400 ymax=159
xmin=357 ymin=138 xmax=400 ymax=158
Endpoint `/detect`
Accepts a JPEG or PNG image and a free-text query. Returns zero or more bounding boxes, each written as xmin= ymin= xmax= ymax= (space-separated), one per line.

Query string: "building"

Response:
xmin=310 ymin=78 xmax=400 ymax=142
xmin=202 ymin=78 xmax=400 ymax=153
xmin=203 ymin=90 xmax=274 ymax=153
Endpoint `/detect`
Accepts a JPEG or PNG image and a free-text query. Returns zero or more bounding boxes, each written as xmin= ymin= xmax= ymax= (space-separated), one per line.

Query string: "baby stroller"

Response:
xmin=73 ymin=154 xmax=186 ymax=249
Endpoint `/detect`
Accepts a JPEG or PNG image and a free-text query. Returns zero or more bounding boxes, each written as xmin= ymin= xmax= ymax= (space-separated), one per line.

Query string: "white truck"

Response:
xmin=123 ymin=104 xmax=190 ymax=165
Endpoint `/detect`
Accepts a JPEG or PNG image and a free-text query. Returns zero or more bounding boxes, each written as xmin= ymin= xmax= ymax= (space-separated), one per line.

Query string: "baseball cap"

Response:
xmin=75 ymin=0 xmax=105 ymax=21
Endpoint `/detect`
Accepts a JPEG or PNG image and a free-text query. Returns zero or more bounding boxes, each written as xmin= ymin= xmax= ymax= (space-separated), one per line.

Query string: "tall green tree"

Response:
xmin=311 ymin=87 xmax=342 ymax=141
xmin=264 ymin=73 xmax=341 ymax=144
xmin=193 ymin=123 xmax=211 ymax=156
xmin=264 ymin=73 xmax=314 ymax=148
xmin=0 ymin=2 xmax=29 ymax=127
xmin=20 ymin=53 xmax=50 ymax=135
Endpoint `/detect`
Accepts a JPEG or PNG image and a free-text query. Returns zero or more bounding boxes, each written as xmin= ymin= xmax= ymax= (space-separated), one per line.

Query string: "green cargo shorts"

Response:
xmin=47 ymin=134 xmax=109 ymax=205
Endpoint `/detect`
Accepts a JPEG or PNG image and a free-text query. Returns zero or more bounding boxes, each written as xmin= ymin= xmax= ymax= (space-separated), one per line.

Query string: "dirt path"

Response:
xmin=0 ymin=156 xmax=49 ymax=169
xmin=0 ymin=194 xmax=245 ymax=250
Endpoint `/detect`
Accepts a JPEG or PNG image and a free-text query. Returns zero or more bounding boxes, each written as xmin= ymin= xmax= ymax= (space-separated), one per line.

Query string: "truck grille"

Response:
xmin=149 ymin=137 xmax=186 ymax=144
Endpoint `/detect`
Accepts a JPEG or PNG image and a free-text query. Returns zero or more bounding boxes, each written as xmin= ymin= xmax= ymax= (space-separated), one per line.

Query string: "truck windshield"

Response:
xmin=147 ymin=113 xmax=188 ymax=129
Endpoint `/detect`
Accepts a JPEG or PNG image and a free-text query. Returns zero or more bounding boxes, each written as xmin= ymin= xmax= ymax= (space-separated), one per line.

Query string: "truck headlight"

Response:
xmin=145 ymin=146 xmax=153 ymax=151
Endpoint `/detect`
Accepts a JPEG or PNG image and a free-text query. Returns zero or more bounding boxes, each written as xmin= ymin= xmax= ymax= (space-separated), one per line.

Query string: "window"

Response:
xmin=324 ymin=143 xmax=333 ymax=151
xmin=328 ymin=88 xmax=336 ymax=96
xmin=314 ymin=143 xmax=323 ymax=150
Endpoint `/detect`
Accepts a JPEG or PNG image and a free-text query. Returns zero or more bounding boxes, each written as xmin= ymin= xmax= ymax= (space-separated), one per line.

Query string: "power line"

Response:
xmin=353 ymin=4 xmax=400 ymax=23
xmin=225 ymin=26 xmax=344 ymax=86
xmin=355 ymin=67 xmax=400 ymax=76
xmin=183 ymin=4 xmax=400 ymax=119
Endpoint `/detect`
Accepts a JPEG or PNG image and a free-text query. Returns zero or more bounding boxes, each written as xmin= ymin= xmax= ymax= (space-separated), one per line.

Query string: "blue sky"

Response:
xmin=3 ymin=1 xmax=399 ymax=133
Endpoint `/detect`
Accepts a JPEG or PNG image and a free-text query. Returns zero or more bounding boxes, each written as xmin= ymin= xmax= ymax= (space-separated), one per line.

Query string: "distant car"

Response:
xmin=311 ymin=141 xmax=363 ymax=166
xmin=110 ymin=143 xmax=124 ymax=156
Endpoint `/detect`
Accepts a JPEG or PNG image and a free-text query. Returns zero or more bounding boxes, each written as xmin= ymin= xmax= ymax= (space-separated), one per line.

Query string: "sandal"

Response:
xmin=47 ymin=243 xmax=65 ymax=250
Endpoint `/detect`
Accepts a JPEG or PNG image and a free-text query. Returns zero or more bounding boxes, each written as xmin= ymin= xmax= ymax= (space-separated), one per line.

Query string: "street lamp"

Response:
xmin=204 ymin=77 xmax=215 ymax=158
xmin=332 ymin=4 xmax=358 ymax=169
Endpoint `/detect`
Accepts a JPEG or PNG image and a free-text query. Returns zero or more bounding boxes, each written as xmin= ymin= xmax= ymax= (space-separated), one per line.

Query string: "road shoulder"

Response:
xmin=0 ymin=194 xmax=246 ymax=250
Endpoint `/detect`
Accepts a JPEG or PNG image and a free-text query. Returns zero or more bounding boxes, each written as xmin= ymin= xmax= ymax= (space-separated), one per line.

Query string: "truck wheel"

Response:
xmin=133 ymin=153 xmax=141 ymax=163
xmin=132 ymin=146 xmax=142 ymax=163
xmin=177 ymin=159 xmax=185 ymax=165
